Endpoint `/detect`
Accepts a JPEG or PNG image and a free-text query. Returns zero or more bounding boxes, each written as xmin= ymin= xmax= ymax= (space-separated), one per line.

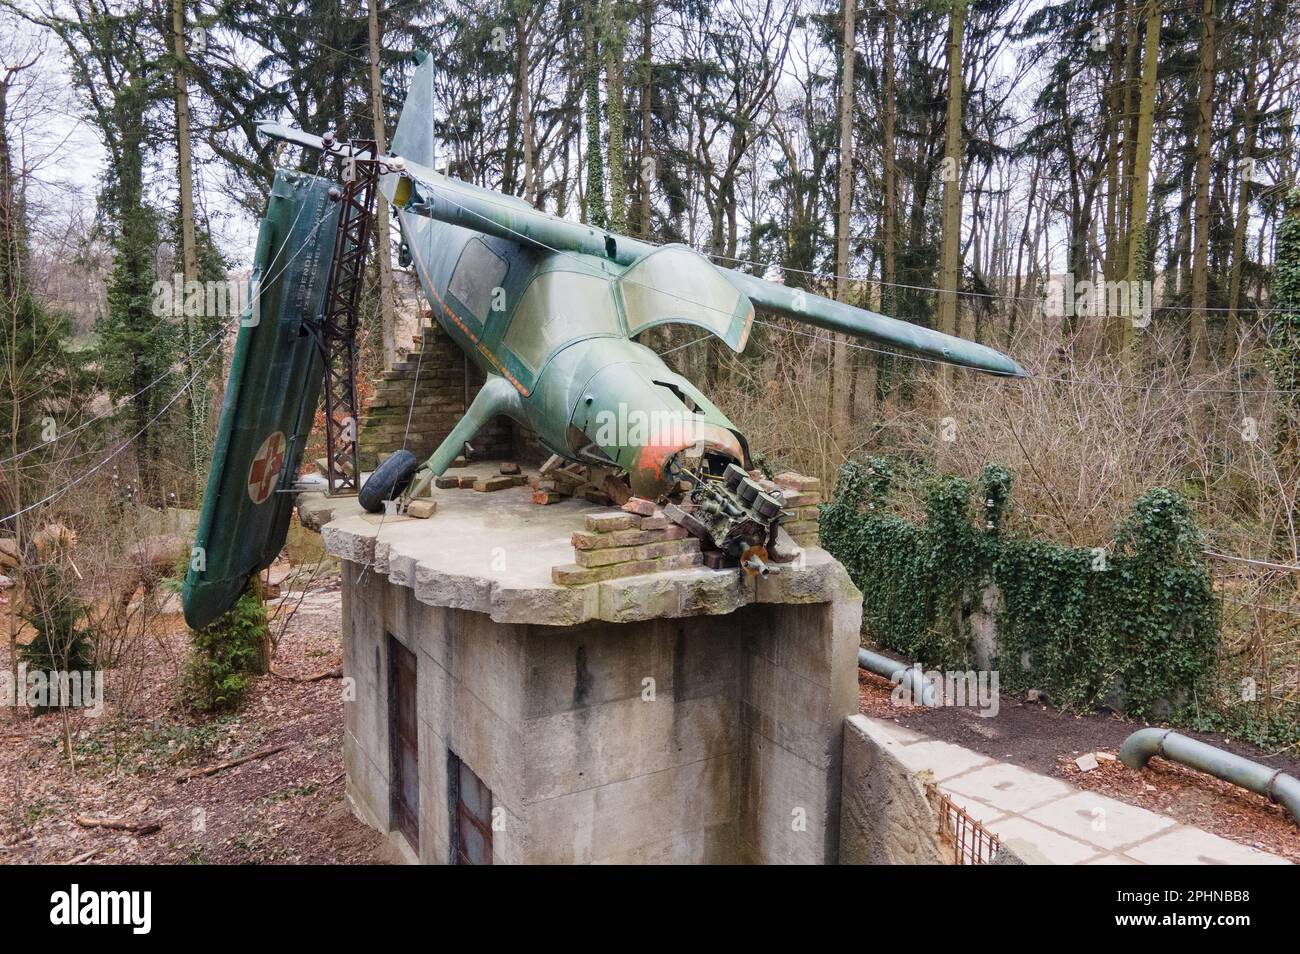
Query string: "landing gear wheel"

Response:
xmin=359 ymin=449 xmax=419 ymax=513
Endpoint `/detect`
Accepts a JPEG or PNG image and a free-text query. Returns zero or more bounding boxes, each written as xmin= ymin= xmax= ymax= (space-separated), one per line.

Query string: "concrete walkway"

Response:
xmin=860 ymin=717 xmax=1292 ymax=865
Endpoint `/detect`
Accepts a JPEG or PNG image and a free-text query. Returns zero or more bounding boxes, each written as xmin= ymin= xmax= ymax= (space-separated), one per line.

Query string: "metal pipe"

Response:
xmin=1119 ymin=728 xmax=1300 ymax=824
xmin=858 ymin=648 xmax=939 ymax=707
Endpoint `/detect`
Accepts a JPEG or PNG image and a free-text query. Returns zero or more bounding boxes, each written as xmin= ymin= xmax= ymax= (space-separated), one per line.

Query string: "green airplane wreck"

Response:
xmin=181 ymin=52 xmax=1024 ymax=630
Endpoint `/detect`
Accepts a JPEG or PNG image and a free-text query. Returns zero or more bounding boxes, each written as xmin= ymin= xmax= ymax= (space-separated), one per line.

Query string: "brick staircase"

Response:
xmin=357 ymin=322 xmax=514 ymax=472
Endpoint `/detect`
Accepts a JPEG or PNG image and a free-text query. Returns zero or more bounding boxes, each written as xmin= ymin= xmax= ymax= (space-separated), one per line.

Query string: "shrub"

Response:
xmin=20 ymin=564 xmax=94 ymax=683
xmin=179 ymin=578 xmax=268 ymax=714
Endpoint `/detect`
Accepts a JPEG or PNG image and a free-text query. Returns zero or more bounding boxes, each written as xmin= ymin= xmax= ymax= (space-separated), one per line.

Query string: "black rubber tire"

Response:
xmin=359 ymin=450 xmax=419 ymax=513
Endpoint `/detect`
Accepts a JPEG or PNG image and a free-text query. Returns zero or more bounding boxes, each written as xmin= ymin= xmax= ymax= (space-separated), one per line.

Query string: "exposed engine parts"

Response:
xmin=664 ymin=462 xmax=794 ymax=574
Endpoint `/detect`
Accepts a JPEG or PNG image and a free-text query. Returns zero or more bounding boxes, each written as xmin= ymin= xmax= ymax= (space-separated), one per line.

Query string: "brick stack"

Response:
xmin=356 ymin=322 xmax=515 ymax=471
xmin=552 ymin=510 xmax=702 ymax=586
xmin=771 ymin=472 xmax=822 ymax=548
xmin=529 ymin=456 xmax=628 ymax=507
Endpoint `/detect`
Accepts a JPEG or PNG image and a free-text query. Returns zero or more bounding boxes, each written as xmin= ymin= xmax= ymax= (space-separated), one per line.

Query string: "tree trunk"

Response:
xmin=603 ymin=0 xmax=627 ymax=233
xmin=171 ymin=0 xmax=207 ymax=486
xmin=583 ymin=0 xmax=605 ymax=228
xmin=832 ymin=0 xmax=856 ymax=426
xmin=1189 ymin=0 xmax=1215 ymax=366
xmin=366 ymin=0 xmax=397 ymax=369
xmin=879 ymin=0 xmax=898 ymax=404
xmin=937 ymin=0 xmax=965 ymax=373
xmin=1121 ymin=0 xmax=1159 ymax=360
xmin=519 ymin=12 xmax=535 ymax=205
xmin=638 ymin=0 xmax=653 ymax=239
xmin=1226 ymin=2 xmax=1263 ymax=353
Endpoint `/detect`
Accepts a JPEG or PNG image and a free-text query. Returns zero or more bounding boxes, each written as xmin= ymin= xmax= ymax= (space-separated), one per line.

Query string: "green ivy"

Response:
xmin=1267 ymin=187 xmax=1300 ymax=400
xmin=180 ymin=579 xmax=268 ymax=714
xmin=821 ymin=459 xmax=1219 ymax=719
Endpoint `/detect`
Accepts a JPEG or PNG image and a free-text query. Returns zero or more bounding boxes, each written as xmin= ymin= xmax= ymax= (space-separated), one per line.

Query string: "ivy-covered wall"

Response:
xmin=819 ymin=457 xmax=1219 ymax=719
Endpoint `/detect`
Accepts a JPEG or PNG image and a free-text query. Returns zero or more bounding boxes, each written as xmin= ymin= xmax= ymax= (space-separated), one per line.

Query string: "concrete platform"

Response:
xmin=301 ymin=462 xmax=864 ymax=864
xmin=298 ymin=461 xmax=858 ymax=627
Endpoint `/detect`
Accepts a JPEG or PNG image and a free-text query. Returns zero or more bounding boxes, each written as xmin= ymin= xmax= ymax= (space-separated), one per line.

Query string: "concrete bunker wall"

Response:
xmin=838 ymin=715 xmax=946 ymax=864
xmin=341 ymin=561 xmax=859 ymax=864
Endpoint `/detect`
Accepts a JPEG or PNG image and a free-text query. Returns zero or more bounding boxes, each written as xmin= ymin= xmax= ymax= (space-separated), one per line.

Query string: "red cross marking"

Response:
xmin=247 ymin=431 xmax=286 ymax=505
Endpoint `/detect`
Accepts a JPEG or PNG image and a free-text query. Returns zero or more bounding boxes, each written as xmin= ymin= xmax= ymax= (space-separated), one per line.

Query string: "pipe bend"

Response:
xmin=1118 ymin=727 xmax=1172 ymax=770
xmin=1120 ymin=728 xmax=1300 ymax=825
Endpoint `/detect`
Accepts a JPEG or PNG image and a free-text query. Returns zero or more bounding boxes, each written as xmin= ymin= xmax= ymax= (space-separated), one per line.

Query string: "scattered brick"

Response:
xmin=457 ymin=476 xmax=477 ymax=489
xmin=703 ymin=551 xmax=732 ymax=570
xmin=551 ymin=550 xmax=703 ymax=586
xmin=582 ymin=489 xmax=613 ymax=505
xmin=499 ymin=461 xmax=521 ymax=475
xmin=570 ymin=524 xmax=688 ymax=550
xmin=549 ymin=467 xmax=585 ymax=487
xmin=781 ymin=491 xmax=821 ymax=508
xmin=602 ymin=475 xmax=632 ymax=505
xmin=621 ymin=496 xmax=656 ymax=517
xmin=638 ymin=512 xmax=669 ymax=531
xmin=662 ymin=502 xmax=690 ymax=524
xmin=474 ymin=476 xmax=515 ymax=492
xmin=532 ymin=490 xmax=562 ymax=505
xmin=406 ymin=499 xmax=437 ymax=519
xmin=575 ymin=537 xmax=698 ymax=568
xmin=434 ymin=475 xmax=460 ymax=489
xmin=585 ymin=512 xmax=639 ymax=533
xmin=773 ymin=472 xmax=821 ymax=493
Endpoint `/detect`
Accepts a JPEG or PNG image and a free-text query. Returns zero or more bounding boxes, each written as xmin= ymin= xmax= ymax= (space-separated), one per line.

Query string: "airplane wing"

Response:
xmin=258 ymin=121 xmax=1025 ymax=377
xmin=182 ymin=169 xmax=340 ymax=629
xmin=720 ymin=270 xmax=1027 ymax=377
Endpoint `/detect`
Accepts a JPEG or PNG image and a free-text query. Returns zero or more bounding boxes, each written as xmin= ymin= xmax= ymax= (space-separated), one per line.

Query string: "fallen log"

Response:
xmin=271 ymin=666 xmax=342 ymax=683
xmin=75 ymin=816 xmax=161 ymax=836
xmin=175 ymin=742 xmax=291 ymax=783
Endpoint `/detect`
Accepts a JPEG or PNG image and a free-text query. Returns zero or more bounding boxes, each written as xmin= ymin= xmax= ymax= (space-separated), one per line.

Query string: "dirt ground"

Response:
xmin=0 ymin=570 xmax=385 ymax=865
xmin=4 ymin=565 xmax=1295 ymax=865
xmin=858 ymin=668 xmax=1300 ymax=862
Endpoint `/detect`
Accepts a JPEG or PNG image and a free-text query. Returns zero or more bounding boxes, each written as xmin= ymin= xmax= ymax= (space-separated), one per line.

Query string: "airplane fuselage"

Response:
xmin=393 ymin=196 xmax=750 ymax=493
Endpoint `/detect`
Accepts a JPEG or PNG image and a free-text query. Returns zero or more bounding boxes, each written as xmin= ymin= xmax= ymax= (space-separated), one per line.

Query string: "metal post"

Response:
xmin=320 ymin=138 xmax=379 ymax=495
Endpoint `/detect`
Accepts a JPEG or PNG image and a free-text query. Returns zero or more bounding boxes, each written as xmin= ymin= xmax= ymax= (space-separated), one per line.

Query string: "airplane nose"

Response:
xmin=571 ymin=363 xmax=746 ymax=499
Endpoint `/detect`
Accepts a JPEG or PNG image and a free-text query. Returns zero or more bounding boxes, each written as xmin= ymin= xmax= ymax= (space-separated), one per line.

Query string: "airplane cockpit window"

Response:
xmin=619 ymin=246 xmax=750 ymax=352
xmin=448 ymin=237 xmax=509 ymax=323
xmin=503 ymin=270 xmax=618 ymax=374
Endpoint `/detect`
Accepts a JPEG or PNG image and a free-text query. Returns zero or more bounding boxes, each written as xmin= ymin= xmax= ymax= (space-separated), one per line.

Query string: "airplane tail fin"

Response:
xmin=390 ymin=51 xmax=437 ymax=170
